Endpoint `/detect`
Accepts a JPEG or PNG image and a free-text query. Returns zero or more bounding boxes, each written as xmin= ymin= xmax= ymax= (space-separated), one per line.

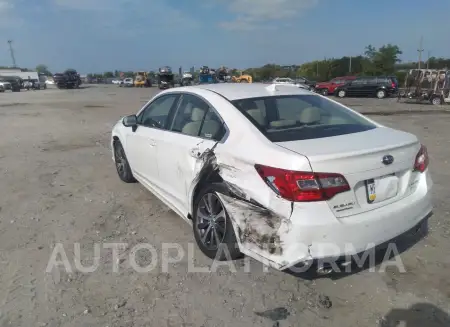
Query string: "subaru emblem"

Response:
xmin=382 ymin=155 xmax=394 ymax=165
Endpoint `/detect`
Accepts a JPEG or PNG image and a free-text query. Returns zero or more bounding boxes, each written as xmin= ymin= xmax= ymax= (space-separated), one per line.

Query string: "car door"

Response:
xmin=125 ymin=93 xmax=180 ymax=189
xmin=155 ymin=93 xmax=227 ymax=215
xmin=345 ymin=79 xmax=362 ymax=96
xmin=363 ymin=77 xmax=378 ymax=96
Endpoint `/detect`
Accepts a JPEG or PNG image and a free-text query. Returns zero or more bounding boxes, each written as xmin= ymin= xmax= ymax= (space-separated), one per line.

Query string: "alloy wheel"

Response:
xmin=114 ymin=145 xmax=126 ymax=177
xmin=196 ymin=193 xmax=227 ymax=250
xmin=432 ymin=97 xmax=442 ymax=105
xmin=377 ymin=90 xmax=386 ymax=99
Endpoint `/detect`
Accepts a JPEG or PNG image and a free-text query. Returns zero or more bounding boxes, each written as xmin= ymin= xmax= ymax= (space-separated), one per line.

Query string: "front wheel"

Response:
xmin=337 ymin=89 xmax=346 ymax=98
xmin=321 ymin=89 xmax=328 ymax=96
xmin=114 ymin=141 xmax=136 ymax=183
xmin=193 ymin=188 xmax=242 ymax=261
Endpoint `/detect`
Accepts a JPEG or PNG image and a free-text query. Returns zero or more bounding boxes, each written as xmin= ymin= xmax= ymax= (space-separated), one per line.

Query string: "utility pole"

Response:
xmin=349 ymin=56 xmax=352 ymax=73
xmin=417 ymin=36 xmax=424 ymax=69
xmin=7 ymin=40 xmax=17 ymax=68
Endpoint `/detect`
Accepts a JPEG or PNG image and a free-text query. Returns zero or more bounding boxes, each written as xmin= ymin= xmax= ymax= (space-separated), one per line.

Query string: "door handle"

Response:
xmin=149 ymin=139 xmax=156 ymax=147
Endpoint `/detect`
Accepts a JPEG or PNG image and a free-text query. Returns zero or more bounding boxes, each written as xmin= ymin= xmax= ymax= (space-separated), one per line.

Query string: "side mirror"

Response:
xmin=122 ymin=115 xmax=137 ymax=128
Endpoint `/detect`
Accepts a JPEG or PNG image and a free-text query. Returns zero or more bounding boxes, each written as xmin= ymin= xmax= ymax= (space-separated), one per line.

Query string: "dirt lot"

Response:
xmin=0 ymin=85 xmax=449 ymax=327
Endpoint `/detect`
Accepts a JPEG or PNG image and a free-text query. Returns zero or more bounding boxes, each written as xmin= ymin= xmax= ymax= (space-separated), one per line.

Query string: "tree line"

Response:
xmin=3 ymin=44 xmax=449 ymax=84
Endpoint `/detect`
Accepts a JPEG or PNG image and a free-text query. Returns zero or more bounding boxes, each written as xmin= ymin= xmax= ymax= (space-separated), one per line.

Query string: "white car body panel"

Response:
xmin=111 ymin=84 xmax=433 ymax=270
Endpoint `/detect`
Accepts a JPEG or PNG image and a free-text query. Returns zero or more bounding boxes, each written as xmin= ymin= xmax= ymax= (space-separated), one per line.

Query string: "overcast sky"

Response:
xmin=0 ymin=0 xmax=449 ymax=73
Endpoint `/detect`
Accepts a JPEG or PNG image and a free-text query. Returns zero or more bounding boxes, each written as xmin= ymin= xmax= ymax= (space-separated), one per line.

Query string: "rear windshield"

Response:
xmin=231 ymin=95 xmax=376 ymax=142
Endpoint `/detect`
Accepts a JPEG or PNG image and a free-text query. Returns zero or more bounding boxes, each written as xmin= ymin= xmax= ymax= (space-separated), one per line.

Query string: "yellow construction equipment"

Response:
xmin=231 ymin=71 xmax=252 ymax=83
xmin=134 ymin=71 xmax=150 ymax=87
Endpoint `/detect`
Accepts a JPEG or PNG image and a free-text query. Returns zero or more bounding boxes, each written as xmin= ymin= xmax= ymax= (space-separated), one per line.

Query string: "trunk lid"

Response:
xmin=276 ymin=127 xmax=421 ymax=217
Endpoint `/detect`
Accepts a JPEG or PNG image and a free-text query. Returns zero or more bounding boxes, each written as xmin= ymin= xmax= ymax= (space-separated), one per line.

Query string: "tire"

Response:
xmin=321 ymin=89 xmax=328 ymax=96
xmin=192 ymin=187 xmax=242 ymax=261
xmin=376 ymin=89 xmax=387 ymax=99
xmin=431 ymin=96 xmax=442 ymax=106
xmin=337 ymin=89 xmax=346 ymax=98
xmin=114 ymin=141 xmax=136 ymax=183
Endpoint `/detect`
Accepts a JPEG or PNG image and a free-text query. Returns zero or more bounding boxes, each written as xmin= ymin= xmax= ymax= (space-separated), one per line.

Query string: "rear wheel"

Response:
xmin=193 ymin=187 xmax=242 ymax=261
xmin=431 ymin=95 xmax=443 ymax=105
xmin=376 ymin=89 xmax=387 ymax=99
xmin=114 ymin=141 xmax=136 ymax=183
xmin=337 ymin=89 xmax=346 ymax=98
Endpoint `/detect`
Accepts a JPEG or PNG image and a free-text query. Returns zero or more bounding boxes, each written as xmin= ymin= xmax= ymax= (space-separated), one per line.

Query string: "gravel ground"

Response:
xmin=0 ymin=85 xmax=449 ymax=327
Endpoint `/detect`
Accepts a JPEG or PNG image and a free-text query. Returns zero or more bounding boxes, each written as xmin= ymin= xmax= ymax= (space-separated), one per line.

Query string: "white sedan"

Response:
xmin=111 ymin=83 xmax=432 ymax=272
xmin=272 ymin=77 xmax=310 ymax=90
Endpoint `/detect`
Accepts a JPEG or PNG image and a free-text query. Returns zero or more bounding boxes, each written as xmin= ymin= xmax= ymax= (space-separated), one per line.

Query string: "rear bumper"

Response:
xmin=234 ymin=170 xmax=433 ymax=270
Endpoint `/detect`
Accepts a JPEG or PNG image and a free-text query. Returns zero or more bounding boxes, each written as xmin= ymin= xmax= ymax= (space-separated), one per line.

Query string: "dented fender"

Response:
xmin=186 ymin=144 xmax=313 ymax=270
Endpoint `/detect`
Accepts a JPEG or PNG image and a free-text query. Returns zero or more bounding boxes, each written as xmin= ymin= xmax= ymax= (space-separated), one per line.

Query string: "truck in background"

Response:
xmin=0 ymin=71 xmax=47 ymax=90
xmin=52 ymin=69 xmax=82 ymax=89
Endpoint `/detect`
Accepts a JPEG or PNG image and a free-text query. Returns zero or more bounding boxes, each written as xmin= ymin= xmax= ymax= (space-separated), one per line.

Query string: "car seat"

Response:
xmin=239 ymin=100 xmax=266 ymax=126
xmin=298 ymin=107 xmax=321 ymax=125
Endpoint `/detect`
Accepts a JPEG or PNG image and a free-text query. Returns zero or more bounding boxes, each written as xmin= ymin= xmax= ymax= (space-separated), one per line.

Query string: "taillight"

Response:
xmin=414 ymin=144 xmax=429 ymax=172
xmin=254 ymin=164 xmax=350 ymax=202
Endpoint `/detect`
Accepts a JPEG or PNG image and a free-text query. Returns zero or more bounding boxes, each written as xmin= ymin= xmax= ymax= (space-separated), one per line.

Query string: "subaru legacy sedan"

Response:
xmin=111 ymin=83 xmax=432 ymax=271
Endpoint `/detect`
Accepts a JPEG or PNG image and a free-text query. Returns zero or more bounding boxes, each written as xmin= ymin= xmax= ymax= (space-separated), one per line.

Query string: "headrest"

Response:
xmin=191 ymin=107 xmax=205 ymax=121
xmin=298 ymin=107 xmax=321 ymax=124
xmin=246 ymin=109 xmax=265 ymax=126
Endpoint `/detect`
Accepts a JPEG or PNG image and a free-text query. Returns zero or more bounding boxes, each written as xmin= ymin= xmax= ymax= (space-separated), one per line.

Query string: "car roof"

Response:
xmin=187 ymin=83 xmax=312 ymax=101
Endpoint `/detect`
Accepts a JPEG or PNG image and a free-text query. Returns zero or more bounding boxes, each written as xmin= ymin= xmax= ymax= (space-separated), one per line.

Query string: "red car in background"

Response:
xmin=314 ymin=76 xmax=356 ymax=96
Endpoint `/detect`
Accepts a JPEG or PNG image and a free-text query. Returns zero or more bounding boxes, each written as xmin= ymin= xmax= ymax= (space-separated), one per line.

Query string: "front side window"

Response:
xmin=232 ymin=95 xmax=376 ymax=142
xmin=170 ymin=94 xmax=225 ymax=140
xmin=138 ymin=94 xmax=179 ymax=129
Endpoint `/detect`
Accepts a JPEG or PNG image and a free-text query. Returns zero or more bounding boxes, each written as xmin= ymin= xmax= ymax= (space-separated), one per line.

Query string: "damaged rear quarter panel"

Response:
xmin=187 ymin=136 xmax=314 ymax=269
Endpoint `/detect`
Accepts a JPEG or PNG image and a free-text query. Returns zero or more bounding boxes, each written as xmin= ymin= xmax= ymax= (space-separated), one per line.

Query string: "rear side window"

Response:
xmin=232 ymin=95 xmax=376 ymax=142
xmin=376 ymin=77 xmax=388 ymax=84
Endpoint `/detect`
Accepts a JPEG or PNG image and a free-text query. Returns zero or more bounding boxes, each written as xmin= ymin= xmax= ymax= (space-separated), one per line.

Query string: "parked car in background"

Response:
xmin=272 ymin=78 xmax=311 ymax=90
xmin=315 ymin=76 xmax=356 ymax=96
xmin=294 ymin=76 xmax=316 ymax=89
xmin=112 ymin=79 xmax=122 ymax=85
xmin=120 ymin=78 xmax=134 ymax=87
xmin=0 ymin=76 xmax=22 ymax=92
xmin=0 ymin=79 xmax=12 ymax=92
xmin=272 ymin=77 xmax=296 ymax=85
xmin=24 ymin=79 xmax=46 ymax=90
xmin=334 ymin=76 xmax=399 ymax=99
